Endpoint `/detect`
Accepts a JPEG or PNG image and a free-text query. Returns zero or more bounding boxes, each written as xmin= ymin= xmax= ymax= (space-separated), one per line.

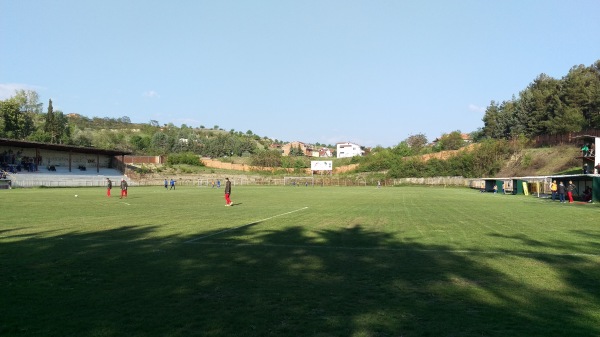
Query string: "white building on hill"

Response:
xmin=336 ymin=142 xmax=364 ymax=158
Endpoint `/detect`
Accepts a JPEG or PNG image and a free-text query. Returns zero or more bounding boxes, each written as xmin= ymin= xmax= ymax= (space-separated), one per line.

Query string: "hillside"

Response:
xmin=133 ymin=144 xmax=583 ymax=180
xmin=495 ymin=145 xmax=581 ymax=177
xmin=405 ymin=143 xmax=583 ymax=178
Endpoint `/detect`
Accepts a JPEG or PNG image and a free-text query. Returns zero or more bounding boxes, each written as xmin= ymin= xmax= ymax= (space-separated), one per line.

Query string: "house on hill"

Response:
xmin=281 ymin=141 xmax=334 ymax=158
xmin=318 ymin=147 xmax=333 ymax=157
xmin=336 ymin=142 xmax=364 ymax=158
xmin=281 ymin=141 xmax=309 ymax=156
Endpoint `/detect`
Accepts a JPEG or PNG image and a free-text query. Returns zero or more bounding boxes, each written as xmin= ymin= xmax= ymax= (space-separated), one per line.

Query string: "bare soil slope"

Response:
xmin=495 ymin=145 xmax=581 ymax=177
xmin=413 ymin=144 xmax=582 ymax=177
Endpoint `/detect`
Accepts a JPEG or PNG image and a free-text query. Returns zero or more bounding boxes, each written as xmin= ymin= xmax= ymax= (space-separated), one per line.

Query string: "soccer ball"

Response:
xmin=75 ymin=195 xmax=78 ymax=198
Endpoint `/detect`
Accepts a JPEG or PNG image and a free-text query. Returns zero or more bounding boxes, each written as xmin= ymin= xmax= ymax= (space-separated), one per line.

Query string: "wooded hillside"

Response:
xmin=1 ymin=60 xmax=598 ymax=179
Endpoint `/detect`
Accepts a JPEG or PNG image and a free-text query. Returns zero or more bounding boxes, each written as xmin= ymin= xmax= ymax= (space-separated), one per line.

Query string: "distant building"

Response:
xmin=281 ymin=141 xmax=309 ymax=156
xmin=281 ymin=142 xmax=335 ymax=158
xmin=318 ymin=147 xmax=333 ymax=158
xmin=268 ymin=143 xmax=282 ymax=153
xmin=336 ymin=142 xmax=364 ymax=158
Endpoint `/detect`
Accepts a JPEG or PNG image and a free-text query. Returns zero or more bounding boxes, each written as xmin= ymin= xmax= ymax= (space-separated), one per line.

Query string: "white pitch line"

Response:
xmin=184 ymin=206 xmax=309 ymax=243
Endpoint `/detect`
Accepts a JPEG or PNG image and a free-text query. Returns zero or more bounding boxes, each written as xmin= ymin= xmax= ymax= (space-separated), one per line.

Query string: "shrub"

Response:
xmin=384 ymin=139 xmax=519 ymax=178
xmin=136 ymin=164 xmax=154 ymax=174
xmin=522 ymin=154 xmax=533 ymax=167
xmin=250 ymin=150 xmax=282 ymax=167
xmin=167 ymin=152 xmax=204 ymax=166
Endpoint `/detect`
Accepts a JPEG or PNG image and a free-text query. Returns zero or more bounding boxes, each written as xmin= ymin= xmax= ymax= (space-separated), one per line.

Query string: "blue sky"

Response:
xmin=1 ymin=1 xmax=599 ymax=147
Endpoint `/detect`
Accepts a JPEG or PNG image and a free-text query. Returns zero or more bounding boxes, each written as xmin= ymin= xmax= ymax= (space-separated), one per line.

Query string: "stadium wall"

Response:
xmin=201 ymin=158 xmax=358 ymax=174
xmin=201 ymin=158 xmax=293 ymax=173
xmin=121 ymin=156 xmax=359 ymax=174
xmin=122 ymin=155 xmax=165 ymax=164
xmin=394 ymin=176 xmax=471 ymax=187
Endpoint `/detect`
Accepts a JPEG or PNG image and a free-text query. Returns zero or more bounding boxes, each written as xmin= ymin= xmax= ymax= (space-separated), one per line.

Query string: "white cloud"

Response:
xmin=468 ymin=104 xmax=485 ymax=113
xmin=0 ymin=83 xmax=41 ymax=100
xmin=142 ymin=90 xmax=160 ymax=98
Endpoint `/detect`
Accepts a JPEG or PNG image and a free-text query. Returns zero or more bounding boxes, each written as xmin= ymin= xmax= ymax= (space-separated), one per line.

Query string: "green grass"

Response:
xmin=1 ymin=185 xmax=600 ymax=337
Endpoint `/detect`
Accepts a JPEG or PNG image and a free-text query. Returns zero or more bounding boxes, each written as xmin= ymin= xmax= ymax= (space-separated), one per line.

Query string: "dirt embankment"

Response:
xmin=129 ymin=144 xmax=581 ymax=180
xmin=201 ymin=158 xmax=359 ymax=174
xmin=415 ymin=144 xmax=477 ymax=161
xmin=495 ymin=145 xmax=580 ymax=177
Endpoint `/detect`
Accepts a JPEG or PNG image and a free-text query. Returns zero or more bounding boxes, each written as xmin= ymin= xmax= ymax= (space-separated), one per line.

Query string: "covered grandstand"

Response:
xmin=1 ymin=138 xmax=130 ymax=187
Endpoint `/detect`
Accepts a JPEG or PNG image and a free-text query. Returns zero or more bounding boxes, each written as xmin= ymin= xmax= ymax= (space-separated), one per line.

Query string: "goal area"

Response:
xmin=284 ymin=176 xmax=315 ymax=186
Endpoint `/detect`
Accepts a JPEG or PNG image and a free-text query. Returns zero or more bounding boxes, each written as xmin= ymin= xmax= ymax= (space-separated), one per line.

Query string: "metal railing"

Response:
xmin=12 ymin=177 xmax=128 ymax=188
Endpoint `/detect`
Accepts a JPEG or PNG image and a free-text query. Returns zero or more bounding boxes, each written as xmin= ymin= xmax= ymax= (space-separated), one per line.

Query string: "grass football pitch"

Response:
xmin=1 ymin=185 xmax=600 ymax=337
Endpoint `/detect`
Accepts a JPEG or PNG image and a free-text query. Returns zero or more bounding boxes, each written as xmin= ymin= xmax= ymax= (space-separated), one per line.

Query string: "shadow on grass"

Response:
xmin=1 ymin=223 xmax=599 ymax=337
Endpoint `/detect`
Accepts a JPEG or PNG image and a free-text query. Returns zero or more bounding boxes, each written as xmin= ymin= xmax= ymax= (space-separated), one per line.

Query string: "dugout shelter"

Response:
xmin=547 ymin=174 xmax=600 ymax=202
xmin=479 ymin=177 xmax=545 ymax=196
xmin=544 ymin=135 xmax=600 ymax=202
xmin=481 ymin=178 xmax=509 ymax=193
xmin=511 ymin=179 xmax=528 ymax=195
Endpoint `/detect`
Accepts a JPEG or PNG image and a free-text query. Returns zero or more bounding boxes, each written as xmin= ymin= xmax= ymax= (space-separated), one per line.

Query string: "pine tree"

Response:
xmin=44 ymin=99 xmax=55 ymax=140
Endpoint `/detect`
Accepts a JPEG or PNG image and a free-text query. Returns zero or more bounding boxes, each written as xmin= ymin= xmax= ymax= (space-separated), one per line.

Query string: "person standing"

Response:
xmin=164 ymin=179 xmax=168 ymax=189
xmin=106 ymin=178 xmax=112 ymax=197
xmin=567 ymin=180 xmax=576 ymax=203
xmin=120 ymin=178 xmax=128 ymax=199
xmin=224 ymin=177 xmax=232 ymax=206
xmin=583 ymin=186 xmax=593 ymax=202
xmin=582 ymin=144 xmax=589 ymax=157
xmin=558 ymin=181 xmax=566 ymax=203
xmin=170 ymin=178 xmax=176 ymax=190
xmin=550 ymin=180 xmax=558 ymax=201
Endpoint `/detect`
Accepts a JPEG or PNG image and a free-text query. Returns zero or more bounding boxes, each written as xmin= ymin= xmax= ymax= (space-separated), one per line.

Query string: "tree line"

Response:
xmin=352 ymin=61 xmax=600 ymax=179
xmin=0 ymin=90 xmax=323 ymax=159
xmin=481 ymin=60 xmax=600 ymax=139
xmin=0 ymin=90 xmax=525 ymax=178
xmin=3 ymin=58 xmax=596 ymax=178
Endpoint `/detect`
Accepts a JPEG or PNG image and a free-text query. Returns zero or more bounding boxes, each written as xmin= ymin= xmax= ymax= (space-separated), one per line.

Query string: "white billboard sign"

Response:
xmin=311 ymin=161 xmax=333 ymax=171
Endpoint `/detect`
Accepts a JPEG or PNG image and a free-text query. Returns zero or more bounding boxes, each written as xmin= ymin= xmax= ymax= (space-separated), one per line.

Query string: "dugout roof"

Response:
xmin=0 ymin=138 xmax=131 ymax=156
